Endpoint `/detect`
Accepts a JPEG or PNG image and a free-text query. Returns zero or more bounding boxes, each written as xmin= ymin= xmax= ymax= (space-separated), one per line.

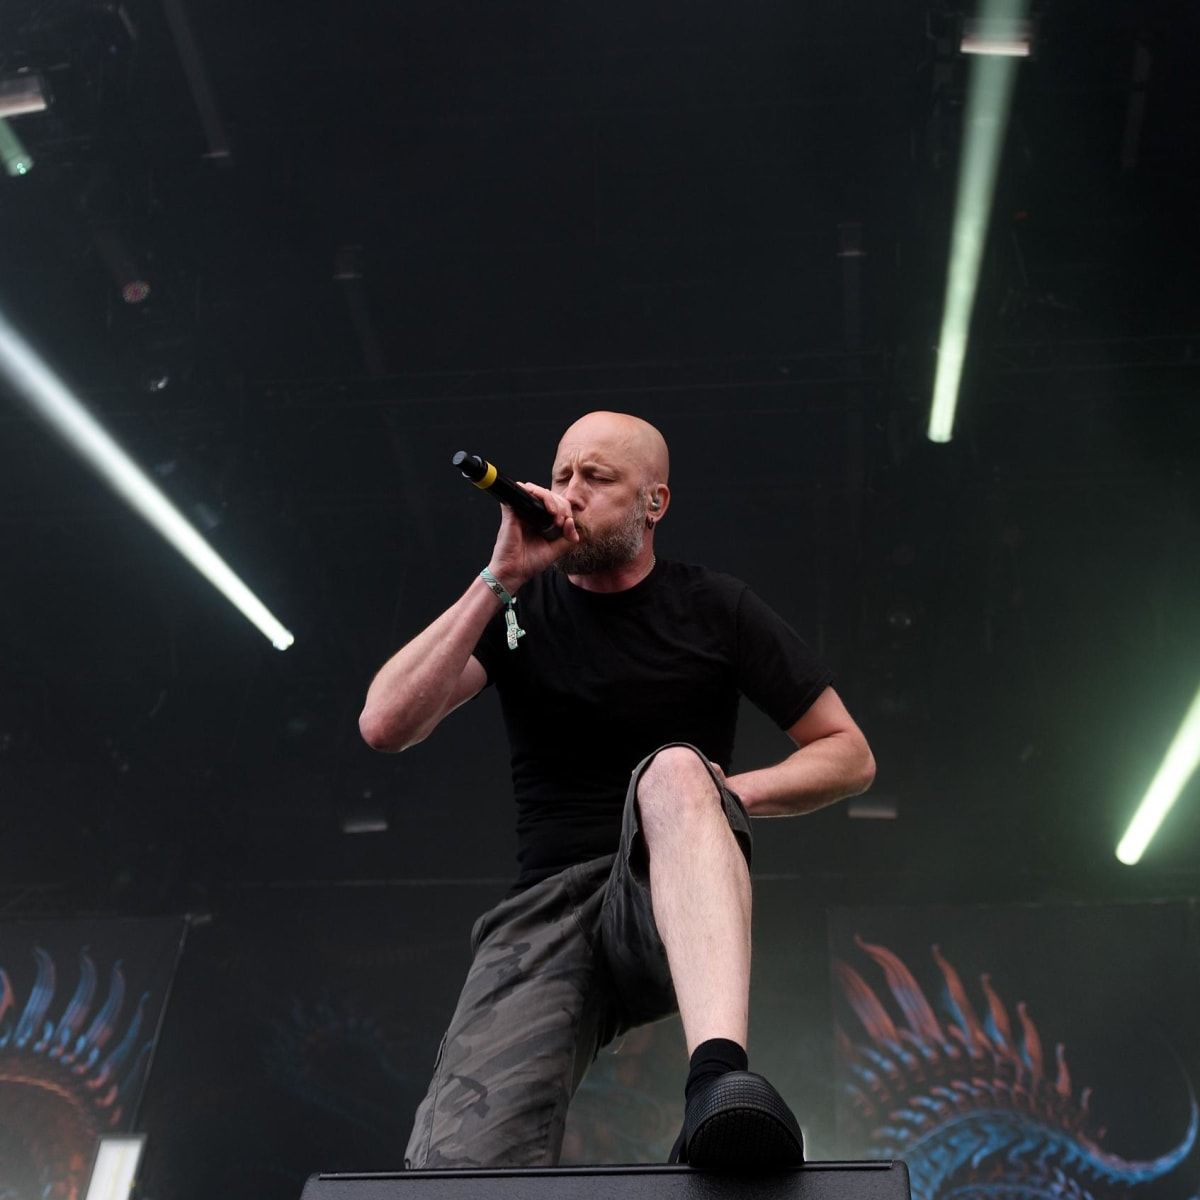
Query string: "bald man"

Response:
xmin=360 ymin=411 xmax=875 ymax=1171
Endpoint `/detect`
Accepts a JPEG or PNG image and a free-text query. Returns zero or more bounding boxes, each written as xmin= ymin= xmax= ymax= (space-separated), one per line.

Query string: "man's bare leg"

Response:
xmin=635 ymin=745 xmax=804 ymax=1168
xmin=636 ymin=745 xmax=751 ymax=1055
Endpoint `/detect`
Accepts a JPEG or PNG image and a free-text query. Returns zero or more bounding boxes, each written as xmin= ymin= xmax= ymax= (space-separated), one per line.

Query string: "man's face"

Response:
xmin=549 ymin=419 xmax=648 ymax=574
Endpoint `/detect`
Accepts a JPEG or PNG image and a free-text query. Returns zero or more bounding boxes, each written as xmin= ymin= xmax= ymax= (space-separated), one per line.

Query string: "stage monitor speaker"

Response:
xmin=301 ymin=1160 xmax=909 ymax=1200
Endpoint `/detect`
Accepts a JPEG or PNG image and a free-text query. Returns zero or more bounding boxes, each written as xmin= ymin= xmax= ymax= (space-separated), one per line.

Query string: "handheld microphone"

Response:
xmin=452 ymin=451 xmax=563 ymax=541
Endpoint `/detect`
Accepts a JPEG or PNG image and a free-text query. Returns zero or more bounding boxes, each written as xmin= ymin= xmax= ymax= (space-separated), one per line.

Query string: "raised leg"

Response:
xmin=635 ymin=745 xmax=752 ymax=1055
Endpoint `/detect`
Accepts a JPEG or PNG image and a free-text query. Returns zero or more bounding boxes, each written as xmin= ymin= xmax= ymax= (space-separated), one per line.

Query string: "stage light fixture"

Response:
xmin=1116 ymin=685 xmax=1200 ymax=865
xmin=960 ymin=16 xmax=1032 ymax=56
xmin=928 ymin=0 xmax=1030 ymax=444
xmin=0 ymin=73 xmax=48 ymax=117
xmin=93 ymin=227 xmax=152 ymax=305
xmin=84 ymin=1134 xmax=145 ymax=1200
xmin=847 ymin=797 xmax=899 ymax=820
xmin=0 ymin=311 xmax=295 ymax=650
xmin=0 ymin=118 xmax=33 ymax=176
xmin=343 ymin=813 xmax=389 ymax=834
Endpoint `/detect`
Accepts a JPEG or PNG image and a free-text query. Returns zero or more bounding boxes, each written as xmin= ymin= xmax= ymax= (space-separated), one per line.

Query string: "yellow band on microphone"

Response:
xmin=472 ymin=460 xmax=499 ymax=489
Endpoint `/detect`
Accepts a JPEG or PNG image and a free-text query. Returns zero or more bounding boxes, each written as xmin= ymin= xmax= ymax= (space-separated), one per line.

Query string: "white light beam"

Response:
xmin=928 ymin=0 xmax=1030 ymax=443
xmin=0 ymin=312 xmax=294 ymax=650
xmin=1117 ymin=685 xmax=1200 ymax=865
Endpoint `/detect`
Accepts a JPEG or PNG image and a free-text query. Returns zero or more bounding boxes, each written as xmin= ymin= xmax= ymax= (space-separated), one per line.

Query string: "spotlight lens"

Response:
xmin=121 ymin=280 xmax=151 ymax=304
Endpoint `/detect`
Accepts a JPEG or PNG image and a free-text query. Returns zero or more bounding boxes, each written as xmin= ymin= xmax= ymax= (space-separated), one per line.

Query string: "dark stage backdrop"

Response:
xmin=830 ymin=904 xmax=1200 ymax=1200
xmin=0 ymin=917 xmax=186 ymax=1200
xmin=137 ymin=885 xmax=502 ymax=1200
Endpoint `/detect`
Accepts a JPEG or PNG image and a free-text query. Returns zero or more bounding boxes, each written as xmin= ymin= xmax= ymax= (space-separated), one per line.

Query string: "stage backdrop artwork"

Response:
xmin=0 ymin=917 xmax=186 ymax=1200
xmin=830 ymin=904 xmax=1200 ymax=1200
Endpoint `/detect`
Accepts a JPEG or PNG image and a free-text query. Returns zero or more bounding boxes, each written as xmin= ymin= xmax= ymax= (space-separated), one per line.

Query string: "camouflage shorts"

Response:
xmin=404 ymin=742 xmax=753 ymax=1169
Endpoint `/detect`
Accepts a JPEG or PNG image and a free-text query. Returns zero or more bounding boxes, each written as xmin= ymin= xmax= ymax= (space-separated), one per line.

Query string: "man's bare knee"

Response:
xmin=637 ymin=745 xmax=720 ymax=827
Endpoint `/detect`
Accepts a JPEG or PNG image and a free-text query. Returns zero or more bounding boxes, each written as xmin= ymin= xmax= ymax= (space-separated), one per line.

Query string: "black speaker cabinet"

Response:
xmin=301 ymin=1160 xmax=909 ymax=1200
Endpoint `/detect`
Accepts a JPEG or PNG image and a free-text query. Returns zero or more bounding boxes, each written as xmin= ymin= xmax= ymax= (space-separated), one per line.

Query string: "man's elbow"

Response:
xmin=853 ymin=743 xmax=877 ymax=796
xmin=358 ymin=706 xmax=413 ymax=754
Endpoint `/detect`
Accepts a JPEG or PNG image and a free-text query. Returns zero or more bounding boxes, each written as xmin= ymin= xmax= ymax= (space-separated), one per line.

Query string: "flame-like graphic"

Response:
xmin=0 ymin=949 xmax=153 ymax=1200
xmin=835 ymin=937 xmax=1198 ymax=1200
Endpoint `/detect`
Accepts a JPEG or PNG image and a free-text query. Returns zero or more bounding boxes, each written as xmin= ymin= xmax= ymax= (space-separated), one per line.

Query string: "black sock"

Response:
xmin=684 ymin=1037 xmax=748 ymax=1104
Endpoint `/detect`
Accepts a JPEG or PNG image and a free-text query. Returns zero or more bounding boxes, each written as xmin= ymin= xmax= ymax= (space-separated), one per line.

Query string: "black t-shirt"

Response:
xmin=472 ymin=558 xmax=833 ymax=889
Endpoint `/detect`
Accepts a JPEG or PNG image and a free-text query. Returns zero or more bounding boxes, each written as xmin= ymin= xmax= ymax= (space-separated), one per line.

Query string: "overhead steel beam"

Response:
xmin=160 ymin=0 xmax=232 ymax=165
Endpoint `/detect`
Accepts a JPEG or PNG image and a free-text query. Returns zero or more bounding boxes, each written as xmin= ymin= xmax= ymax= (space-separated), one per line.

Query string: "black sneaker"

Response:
xmin=669 ymin=1070 xmax=805 ymax=1171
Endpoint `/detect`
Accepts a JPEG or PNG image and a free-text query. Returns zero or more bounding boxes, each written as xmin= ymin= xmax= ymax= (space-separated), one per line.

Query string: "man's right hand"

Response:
xmin=485 ymin=482 xmax=579 ymax=593
xmin=360 ymin=480 xmax=579 ymax=753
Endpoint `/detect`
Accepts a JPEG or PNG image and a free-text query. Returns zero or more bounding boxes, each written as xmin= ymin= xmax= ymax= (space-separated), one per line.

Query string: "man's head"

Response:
xmin=550 ymin=411 xmax=670 ymax=575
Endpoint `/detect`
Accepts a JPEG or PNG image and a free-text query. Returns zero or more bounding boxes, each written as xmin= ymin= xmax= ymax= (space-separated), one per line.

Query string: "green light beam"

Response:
xmin=928 ymin=0 xmax=1030 ymax=444
xmin=0 ymin=117 xmax=34 ymax=176
xmin=1117 ymin=684 xmax=1200 ymax=865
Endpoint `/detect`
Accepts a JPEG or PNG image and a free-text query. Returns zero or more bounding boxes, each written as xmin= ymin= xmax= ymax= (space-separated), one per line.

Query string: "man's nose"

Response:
xmin=561 ymin=476 xmax=585 ymax=509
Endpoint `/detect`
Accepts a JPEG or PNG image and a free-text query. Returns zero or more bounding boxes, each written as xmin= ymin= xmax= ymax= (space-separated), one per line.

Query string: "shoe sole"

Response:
xmin=685 ymin=1073 xmax=805 ymax=1171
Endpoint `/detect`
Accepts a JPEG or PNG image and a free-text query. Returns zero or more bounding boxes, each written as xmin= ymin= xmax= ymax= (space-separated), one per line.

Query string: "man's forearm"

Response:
xmin=726 ymin=732 xmax=876 ymax=816
xmin=359 ymin=576 xmax=500 ymax=752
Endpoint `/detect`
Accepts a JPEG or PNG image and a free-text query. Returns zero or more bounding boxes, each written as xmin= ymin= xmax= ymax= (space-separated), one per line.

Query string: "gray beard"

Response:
xmin=554 ymin=500 xmax=647 ymax=575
